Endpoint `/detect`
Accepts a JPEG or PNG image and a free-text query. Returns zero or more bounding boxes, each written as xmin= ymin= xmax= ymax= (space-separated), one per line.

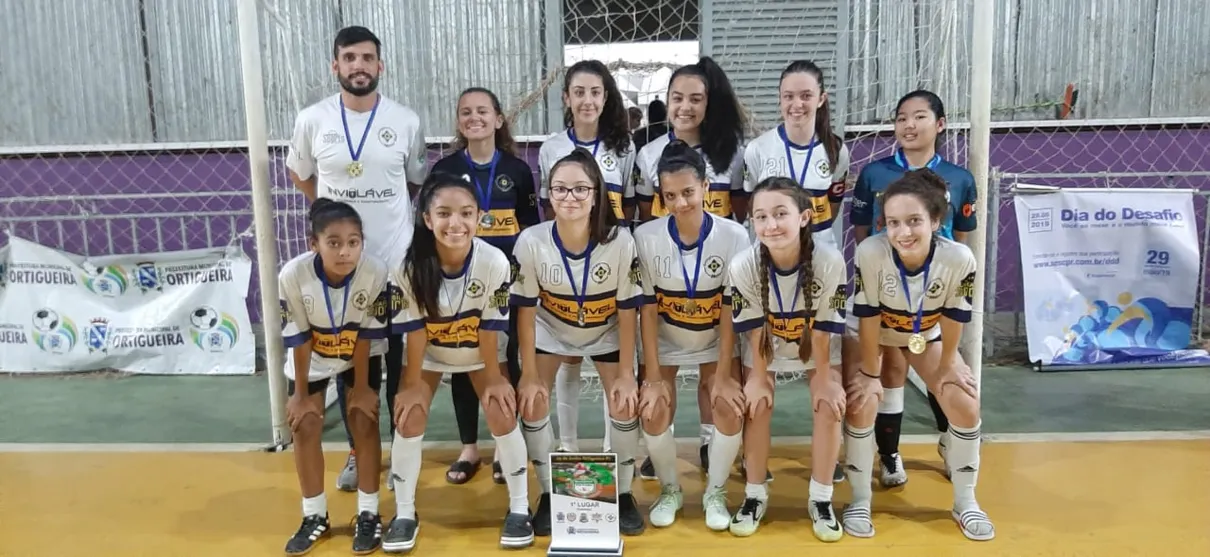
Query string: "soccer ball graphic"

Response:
xmin=32 ymin=308 xmax=60 ymax=332
xmin=190 ymin=307 xmax=220 ymax=330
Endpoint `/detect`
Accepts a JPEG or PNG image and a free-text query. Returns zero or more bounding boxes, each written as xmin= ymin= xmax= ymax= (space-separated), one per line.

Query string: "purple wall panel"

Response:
xmin=2 ymin=129 xmax=1207 ymax=323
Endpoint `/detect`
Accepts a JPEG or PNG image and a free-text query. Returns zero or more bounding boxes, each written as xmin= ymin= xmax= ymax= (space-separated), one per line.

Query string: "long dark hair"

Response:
xmin=668 ymin=56 xmax=745 ymax=175
xmin=881 ymin=168 xmax=951 ymax=225
xmin=895 ymin=89 xmax=947 ymax=154
xmin=779 ymin=60 xmax=841 ymax=172
xmin=450 ymin=87 xmax=517 ymax=156
xmin=750 ymin=176 xmax=816 ymax=363
xmin=562 ymin=60 xmax=631 ymax=155
xmin=308 ymin=198 xmax=363 ymax=240
xmin=404 ymin=172 xmax=480 ymax=318
xmin=656 ymin=139 xmax=707 ymax=184
xmin=548 ymin=148 xmax=620 ymax=246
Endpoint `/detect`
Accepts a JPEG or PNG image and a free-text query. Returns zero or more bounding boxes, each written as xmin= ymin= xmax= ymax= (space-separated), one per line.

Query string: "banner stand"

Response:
xmin=546 ymin=453 xmax=624 ymax=557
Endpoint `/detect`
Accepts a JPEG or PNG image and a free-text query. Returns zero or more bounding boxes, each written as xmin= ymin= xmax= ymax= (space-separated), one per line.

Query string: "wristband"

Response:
xmin=859 ymin=369 xmax=881 ymax=380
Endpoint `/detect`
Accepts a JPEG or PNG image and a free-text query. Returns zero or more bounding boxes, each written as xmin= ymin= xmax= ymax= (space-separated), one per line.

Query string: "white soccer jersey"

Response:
xmin=742 ymin=126 xmax=851 ymax=246
xmin=728 ymin=242 xmax=847 ymax=372
xmin=389 ymin=238 xmax=511 ymax=374
xmin=850 ymin=234 xmax=977 ymax=348
xmin=635 ymin=132 xmax=745 ymax=219
xmin=634 ymin=213 xmax=752 ymax=365
xmin=510 ymin=221 xmax=643 ymax=356
xmin=286 ymin=93 xmax=430 ymax=269
xmin=279 ymin=251 xmax=390 ymax=382
xmin=538 ymin=129 xmax=636 ymax=219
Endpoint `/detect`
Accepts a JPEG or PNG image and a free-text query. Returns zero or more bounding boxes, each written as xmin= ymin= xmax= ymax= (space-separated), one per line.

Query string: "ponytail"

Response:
xmin=669 ymin=57 xmax=745 ymax=175
xmin=780 ymin=60 xmax=841 ymax=174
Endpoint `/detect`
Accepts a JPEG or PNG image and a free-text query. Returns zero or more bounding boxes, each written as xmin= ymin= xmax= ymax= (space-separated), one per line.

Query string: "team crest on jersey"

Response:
xmin=926 ymin=278 xmax=946 ymax=299
xmin=730 ymin=285 xmax=747 ymax=317
xmin=829 ymin=284 xmax=847 ymax=310
xmin=496 ymin=175 xmax=514 ymax=192
xmin=378 ymin=127 xmax=397 ymax=147
xmin=810 ymin=278 xmax=824 ymax=298
xmin=601 ymin=154 xmax=617 ymax=171
xmin=467 ymin=279 xmax=486 ymax=298
xmin=388 ymin=283 xmax=408 ymax=315
xmin=704 ymin=255 xmax=725 ymax=278
xmin=590 ymin=263 xmax=612 ymax=284
xmin=371 ymin=289 xmax=391 ymax=321
xmin=957 ymin=271 xmax=976 ymax=301
xmin=489 ymin=281 xmax=510 ymax=314
xmin=352 ymin=290 xmax=370 ymax=310
xmin=816 ymin=159 xmax=830 ymax=178
xmin=322 ymin=131 xmax=343 ymax=145
xmin=628 ymin=256 xmax=642 ymax=287
xmin=302 ymin=295 xmax=315 ymax=316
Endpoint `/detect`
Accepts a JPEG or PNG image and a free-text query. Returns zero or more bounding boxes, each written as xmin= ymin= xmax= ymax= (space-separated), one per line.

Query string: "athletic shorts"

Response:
xmin=288 ymin=354 xmax=384 ymax=396
xmin=536 ymin=347 xmax=620 ymax=363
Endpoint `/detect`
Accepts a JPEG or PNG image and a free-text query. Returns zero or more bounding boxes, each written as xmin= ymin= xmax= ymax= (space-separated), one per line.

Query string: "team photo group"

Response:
xmin=278 ymin=25 xmax=992 ymax=555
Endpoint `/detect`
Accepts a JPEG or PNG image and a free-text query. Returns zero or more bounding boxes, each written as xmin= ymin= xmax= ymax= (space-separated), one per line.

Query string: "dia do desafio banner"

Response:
xmin=0 ymin=235 xmax=255 ymax=374
xmin=1013 ymin=188 xmax=1210 ymax=367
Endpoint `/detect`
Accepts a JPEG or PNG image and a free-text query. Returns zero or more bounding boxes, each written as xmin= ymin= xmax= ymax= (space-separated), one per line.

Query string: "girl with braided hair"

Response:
xmin=721 ymin=176 xmax=849 ymax=540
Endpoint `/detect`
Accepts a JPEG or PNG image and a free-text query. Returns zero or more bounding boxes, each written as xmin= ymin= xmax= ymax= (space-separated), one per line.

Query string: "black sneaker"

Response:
xmin=351 ymin=511 xmax=382 ymax=555
xmin=699 ymin=444 xmax=710 ymax=471
xmin=499 ymin=511 xmax=535 ymax=549
xmin=382 ymin=515 xmax=419 ymax=554
xmin=638 ymin=457 xmax=657 ymax=480
xmin=532 ymin=493 xmax=552 ymax=537
xmin=618 ymin=492 xmax=646 ymax=535
xmin=284 ymin=514 xmax=330 ymax=556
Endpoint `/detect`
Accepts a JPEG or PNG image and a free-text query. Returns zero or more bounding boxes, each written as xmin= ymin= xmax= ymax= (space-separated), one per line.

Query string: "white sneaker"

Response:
xmin=702 ymin=487 xmax=730 ymax=531
xmin=728 ymin=497 xmax=766 ymax=537
xmin=879 ymin=453 xmax=908 ymax=487
xmin=808 ymin=500 xmax=843 ymax=542
xmin=648 ymin=485 xmax=683 ymax=527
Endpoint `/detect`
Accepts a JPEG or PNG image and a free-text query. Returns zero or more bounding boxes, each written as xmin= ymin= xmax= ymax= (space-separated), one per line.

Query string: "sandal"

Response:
xmin=445 ymin=459 xmax=481 ymax=485
xmin=492 ymin=461 xmax=506 ymax=485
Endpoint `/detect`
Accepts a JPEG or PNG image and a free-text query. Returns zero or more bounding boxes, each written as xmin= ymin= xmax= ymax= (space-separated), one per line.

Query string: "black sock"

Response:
xmin=874 ymin=412 xmax=903 ymax=456
xmin=927 ymin=392 xmax=949 ymax=433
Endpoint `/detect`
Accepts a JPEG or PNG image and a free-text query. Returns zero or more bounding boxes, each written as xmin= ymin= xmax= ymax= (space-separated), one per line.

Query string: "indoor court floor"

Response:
xmin=2 ymin=365 xmax=1209 ymax=556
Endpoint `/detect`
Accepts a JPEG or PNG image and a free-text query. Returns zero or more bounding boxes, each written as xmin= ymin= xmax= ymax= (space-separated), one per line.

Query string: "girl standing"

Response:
xmin=279 ymin=199 xmax=390 ymax=555
xmin=722 ymin=176 xmax=850 ymax=540
xmin=537 ymin=60 xmax=637 ymax=454
xmin=843 ymin=169 xmax=993 ymax=542
xmin=431 ymin=87 xmax=539 ymax=486
xmin=847 ymin=90 xmax=977 ymax=488
xmin=511 ymin=148 xmax=647 ymax=538
xmin=382 ymin=173 xmax=533 ymax=553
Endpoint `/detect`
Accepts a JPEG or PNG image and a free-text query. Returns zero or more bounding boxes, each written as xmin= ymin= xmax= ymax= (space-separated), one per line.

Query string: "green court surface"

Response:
xmin=1 ymin=365 xmax=1207 ymax=445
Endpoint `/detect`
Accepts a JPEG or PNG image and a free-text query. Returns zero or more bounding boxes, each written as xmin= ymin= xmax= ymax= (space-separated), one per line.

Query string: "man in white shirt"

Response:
xmin=286 ymin=26 xmax=429 ymax=497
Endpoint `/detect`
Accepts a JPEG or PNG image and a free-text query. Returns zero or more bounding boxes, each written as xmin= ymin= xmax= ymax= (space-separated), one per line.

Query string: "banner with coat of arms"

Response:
xmin=0 ymin=235 xmax=254 ymax=375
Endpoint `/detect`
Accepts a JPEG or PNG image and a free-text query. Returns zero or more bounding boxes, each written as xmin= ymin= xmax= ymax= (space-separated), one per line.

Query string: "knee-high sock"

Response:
xmin=874 ymin=387 xmax=905 ymax=456
xmin=948 ymin=421 xmax=981 ymax=510
xmin=706 ymin=429 xmax=743 ymax=491
xmin=642 ymin=426 xmax=679 ymax=488
xmin=609 ymin=417 xmax=641 ymax=494
xmin=493 ymin=423 xmax=529 ymax=514
xmin=521 ymin=415 xmax=555 ymax=493
xmin=843 ymin=423 xmax=876 ymax=505
xmin=390 ymin=432 xmax=424 ymax=519
xmin=555 ymin=362 xmax=582 ymax=450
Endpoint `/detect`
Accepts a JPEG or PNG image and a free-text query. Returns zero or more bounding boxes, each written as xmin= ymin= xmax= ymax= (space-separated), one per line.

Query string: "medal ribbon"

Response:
xmin=668 ymin=215 xmax=710 ymax=308
xmin=340 ymin=95 xmax=381 ymax=168
xmin=553 ymin=226 xmax=594 ymax=323
xmin=568 ymin=128 xmax=601 ymax=159
xmin=896 ymin=252 xmax=932 ymax=336
xmin=321 ymin=264 xmax=353 ymax=358
xmin=778 ymin=124 xmax=817 ymax=187
xmin=768 ymin=264 xmax=803 ymax=323
xmin=462 ymin=149 xmax=500 ymax=216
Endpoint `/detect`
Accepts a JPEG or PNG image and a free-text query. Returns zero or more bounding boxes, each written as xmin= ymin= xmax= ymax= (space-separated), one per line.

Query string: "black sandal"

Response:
xmin=492 ymin=461 xmax=506 ymax=485
xmin=445 ymin=460 xmax=480 ymax=485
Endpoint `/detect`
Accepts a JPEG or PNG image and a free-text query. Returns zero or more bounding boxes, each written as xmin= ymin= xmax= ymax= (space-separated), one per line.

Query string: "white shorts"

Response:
xmin=739 ymin=333 xmax=843 ymax=372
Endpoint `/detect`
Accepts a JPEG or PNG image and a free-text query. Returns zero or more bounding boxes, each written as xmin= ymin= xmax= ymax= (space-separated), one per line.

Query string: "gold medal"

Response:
xmin=684 ymin=300 xmax=698 ymax=313
xmin=576 ymin=307 xmax=586 ymax=326
xmin=907 ymin=333 xmax=926 ymax=355
xmin=479 ymin=213 xmax=495 ymax=229
xmin=346 ymin=161 xmax=363 ymax=178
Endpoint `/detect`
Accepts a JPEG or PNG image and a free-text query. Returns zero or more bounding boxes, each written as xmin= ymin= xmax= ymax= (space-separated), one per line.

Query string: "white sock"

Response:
xmin=302 ymin=492 xmax=327 ymax=517
xmin=390 ymin=431 xmax=424 ymax=519
xmin=642 ymin=427 xmax=679 ymax=488
xmin=844 ymin=423 xmax=876 ymax=505
xmin=743 ymin=482 xmax=768 ymax=501
xmin=808 ymin=478 xmax=833 ymax=503
xmin=699 ymin=424 xmax=714 ymax=447
xmin=948 ymin=421 xmax=981 ymax=510
xmin=493 ymin=423 xmax=530 ymax=514
xmin=878 ymin=387 xmax=905 ymax=414
xmin=522 ymin=415 xmax=555 ymax=493
xmin=555 ymin=362 xmax=582 ymax=450
xmin=707 ymin=428 xmax=743 ymax=490
xmin=357 ymin=489 xmax=378 ymax=515
xmin=609 ymin=417 xmax=641 ymax=494
xmin=602 ymin=400 xmax=613 ymax=453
